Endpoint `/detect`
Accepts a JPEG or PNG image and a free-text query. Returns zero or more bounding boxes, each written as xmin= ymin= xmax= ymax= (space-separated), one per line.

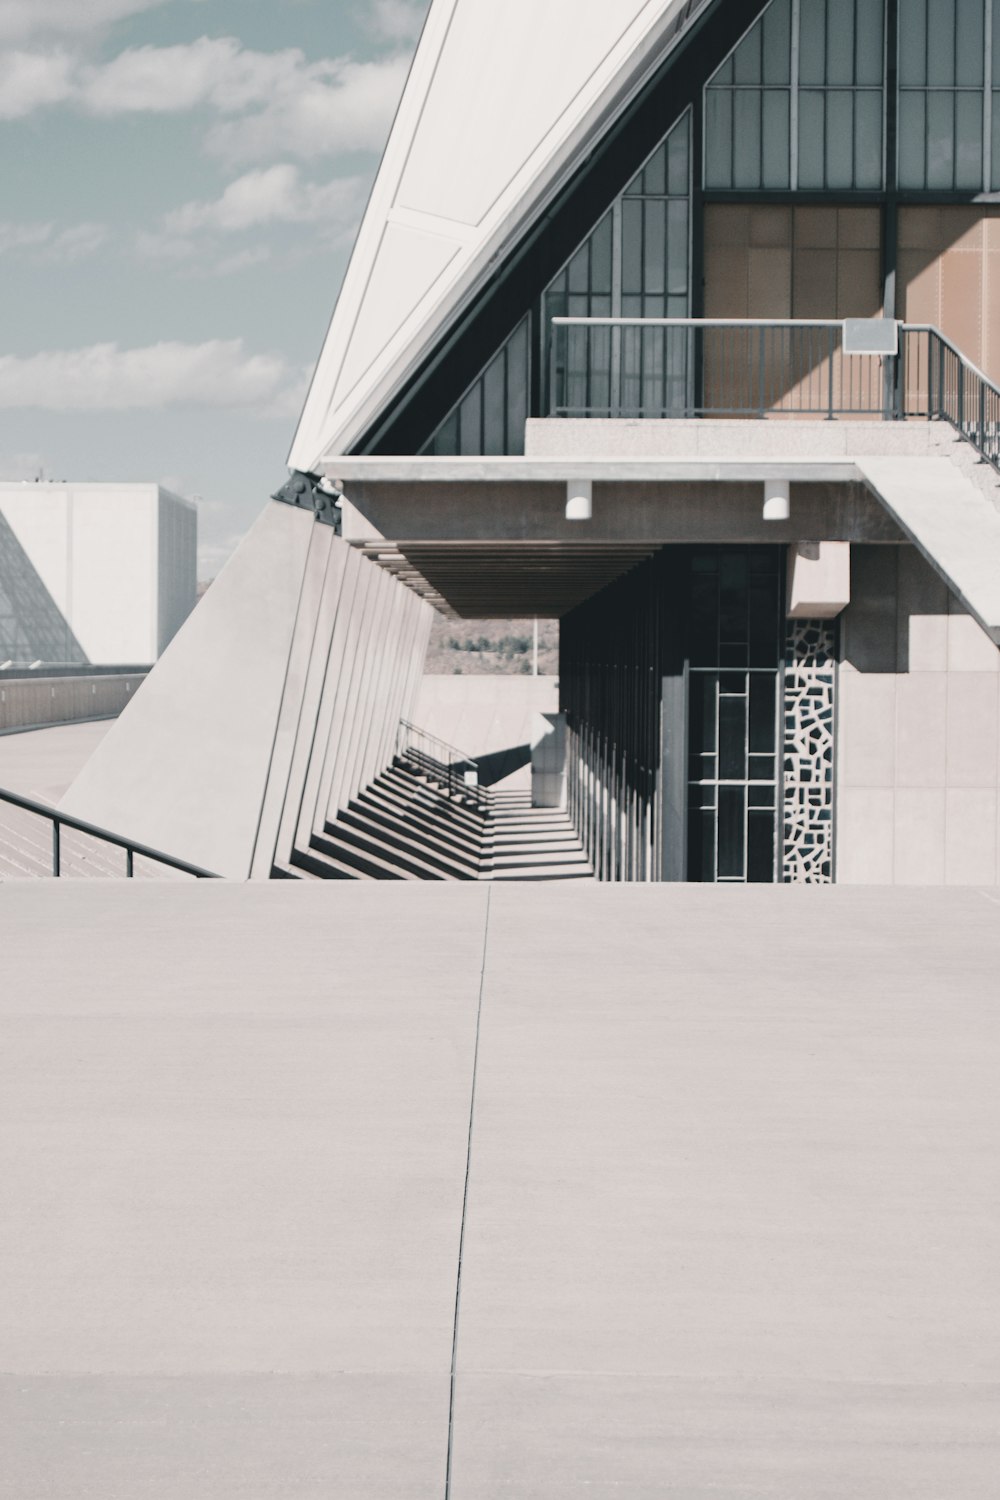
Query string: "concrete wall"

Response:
xmin=61 ymin=508 xmax=432 ymax=879
xmin=837 ymin=544 xmax=1000 ymax=885
xmin=0 ymin=673 xmax=147 ymax=736
xmin=0 ymin=483 xmax=196 ymax=665
xmin=413 ymin=675 xmax=558 ymax=791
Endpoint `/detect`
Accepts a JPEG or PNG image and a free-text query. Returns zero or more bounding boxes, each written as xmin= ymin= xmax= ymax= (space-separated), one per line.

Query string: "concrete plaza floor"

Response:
xmin=1 ymin=878 xmax=999 ymax=1497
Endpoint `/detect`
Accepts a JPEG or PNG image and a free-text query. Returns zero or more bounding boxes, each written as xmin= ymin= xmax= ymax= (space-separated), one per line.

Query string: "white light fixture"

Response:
xmin=763 ymin=478 xmax=790 ymax=522
xmin=566 ymin=479 xmax=593 ymax=521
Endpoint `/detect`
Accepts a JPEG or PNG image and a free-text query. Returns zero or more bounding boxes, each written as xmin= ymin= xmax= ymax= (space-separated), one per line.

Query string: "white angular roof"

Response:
xmin=288 ymin=0 xmax=710 ymax=470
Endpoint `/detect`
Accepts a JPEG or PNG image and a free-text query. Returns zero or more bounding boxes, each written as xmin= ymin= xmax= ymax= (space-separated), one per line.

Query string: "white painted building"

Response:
xmin=0 ymin=482 xmax=196 ymax=666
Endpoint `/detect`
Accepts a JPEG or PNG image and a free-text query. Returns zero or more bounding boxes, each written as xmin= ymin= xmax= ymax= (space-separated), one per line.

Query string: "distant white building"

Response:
xmin=0 ymin=482 xmax=196 ymax=666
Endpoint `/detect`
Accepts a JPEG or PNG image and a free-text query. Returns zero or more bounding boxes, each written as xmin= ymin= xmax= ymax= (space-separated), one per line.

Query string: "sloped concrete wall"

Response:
xmin=837 ymin=544 xmax=1000 ymax=885
xmin=60 ymin=506 xmax=431 ymax=879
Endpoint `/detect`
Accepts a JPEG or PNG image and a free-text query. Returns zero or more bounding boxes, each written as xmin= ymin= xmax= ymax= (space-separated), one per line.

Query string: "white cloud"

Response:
xmin=0 ymin=36 xmax=409 ymax=162
xmin=370 ymin=0 xmax=429 ymax=43
xmin=204 ymin=55 xmax=409 ymax=163
xmin=212 ymin=246 xmax=272 ymax=275
xmin=0 ymin=219 xmax=109 ymax=261
xmin=0 ymin=0 xmax=166 ymax=40
xmin=45 ymin=222 xmax=109 ymax=262
xmin=0 ymin=49 xmax=73 ymax=116
xmin=0 ymin=220 xmax=53 ymax=253
xmin=0 ymin=339 xmax=303 ymax=414
xmin=165 ymin=164 xmax=367 ymax=235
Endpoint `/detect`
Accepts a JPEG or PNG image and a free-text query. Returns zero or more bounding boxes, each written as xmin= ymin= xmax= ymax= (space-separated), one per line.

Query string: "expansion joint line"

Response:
xmin=444 ymin=883 xmax=493 ymax=1499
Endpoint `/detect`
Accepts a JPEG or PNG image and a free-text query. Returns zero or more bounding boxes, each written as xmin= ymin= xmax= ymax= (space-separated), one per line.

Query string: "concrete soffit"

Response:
xmin=287 ymin=0 xmax=712 ymax=473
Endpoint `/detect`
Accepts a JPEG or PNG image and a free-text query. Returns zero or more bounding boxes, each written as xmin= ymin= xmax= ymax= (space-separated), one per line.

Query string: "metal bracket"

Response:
xmin=271 ymin=471 xmax=342 ymax=534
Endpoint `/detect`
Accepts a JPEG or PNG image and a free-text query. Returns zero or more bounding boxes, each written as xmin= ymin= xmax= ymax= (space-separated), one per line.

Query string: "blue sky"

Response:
xmin=0 ymin=0 xmax=429 ymax=575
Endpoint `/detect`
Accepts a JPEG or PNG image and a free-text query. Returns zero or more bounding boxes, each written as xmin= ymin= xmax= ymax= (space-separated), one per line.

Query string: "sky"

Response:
xmin=0 ymin=0 xmax=430 ymax=576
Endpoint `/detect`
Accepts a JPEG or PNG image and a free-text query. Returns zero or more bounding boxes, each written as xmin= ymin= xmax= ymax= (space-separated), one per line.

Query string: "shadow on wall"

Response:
xmin=473 ymin=744 xmax=532 ymax=787
xmin=0 ymin=511 xmax=87 ymax=666
xmin=840 ymin=544 xmax=956 ymax=674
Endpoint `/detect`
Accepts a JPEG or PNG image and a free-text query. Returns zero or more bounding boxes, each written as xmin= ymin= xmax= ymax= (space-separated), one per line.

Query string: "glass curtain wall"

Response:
xmin=898 ymin=0 xmax=1000 ymax=190
xmin=422 ymin=316 xmax=530 ymax=455
xmin=546 ymin=111 xmax=692 ymax=419
xmin=705 ymin=0 xmax=885 ymax=191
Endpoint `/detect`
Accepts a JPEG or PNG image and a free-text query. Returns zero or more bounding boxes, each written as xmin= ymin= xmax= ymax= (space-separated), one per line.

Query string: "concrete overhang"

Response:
xmin=321 ymin=452 xmax=1000 ymax=641
xmin=321 ymin=456 xmax=861 ymax=484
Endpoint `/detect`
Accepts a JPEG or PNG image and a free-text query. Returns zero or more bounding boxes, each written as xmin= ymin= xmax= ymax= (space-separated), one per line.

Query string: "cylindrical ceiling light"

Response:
xmin=566 ymin=479 xmax=593 ymax=521
xmin=763 ymin=478 xmax=791 ymax=522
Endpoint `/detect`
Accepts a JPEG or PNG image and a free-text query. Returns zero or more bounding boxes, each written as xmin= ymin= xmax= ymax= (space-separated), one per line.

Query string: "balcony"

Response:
xmin=548 ymin=318 xmax=1000 ymax=472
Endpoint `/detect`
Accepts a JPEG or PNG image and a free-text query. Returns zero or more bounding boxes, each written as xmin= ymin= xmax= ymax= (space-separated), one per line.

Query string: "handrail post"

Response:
xmin=549 ymin=323 xmax=557 ymax=417
xmin=979 ymin=376 xmax=986 ymax=455
xmin=126 ymin=848 xmax=134 ymax=878
xmin=757 ymin=326 xmax=766 ymax=417
xmin=52 ymin=819 xmax=60 ymax=877
xmin=827 ymin=326 xmax=835 ymax=420
xmin=958 ymin=357 xmax=965 ymax=434
xmin=938 ymin=335 xmax=945 ymax=421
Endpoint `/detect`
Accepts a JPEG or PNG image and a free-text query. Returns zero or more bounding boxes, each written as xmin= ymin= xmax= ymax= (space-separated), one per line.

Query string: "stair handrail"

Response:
xmin=0 ymin=782 xmax=219 ymax=878
xmin=395 ymin=719 xmax=488 ymax=809
xmin=901 ymin=323 xmax=1000 ymax=471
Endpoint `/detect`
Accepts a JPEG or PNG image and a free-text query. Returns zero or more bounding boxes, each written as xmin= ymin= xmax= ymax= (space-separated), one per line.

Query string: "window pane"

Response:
xmin=591 ymin=213 xmax=613 ymax=296
xmin=762 ymin=0 xmax=792 ymax=84
xmin=635 ymin=143 xmax=662 ymax=197
xmin=898 ymin=0 xmax=927 ymax=87
xmin=505 ymin=320 xmax=528 ymax=455
xmin=717 ymin=786 xmax=746 ymax=878
xmin=644 ymin=202 xmax=666 ymax=295
xmin=733 ymin=90 xmax=763 ymax=187
xmin=926 ymin=89 xmax=956 ymax=187
xmin=705 ymin=89 xmax=733 ymax=188
xmin=621 ymin=199 xmax=643 ymax=295
xmin=898 ymin=90 xmax=927 ymax=186
xmin=667 ymin=199 xmax=689 ymax=297
xmin=826 ymin=0 xmax=855 ymax=85
xmin=826 ymin=90 xmax=855 ymax=187
xmin=762 ymin=89 xmax=791 ymax=188
xmin=798 ymin=88 xmax=826 ymax=187
xmin=993 ymin=90 xmax=1000 ymax=189
xmin=799 ymin=0 xmax=827 ymax=85
xmin=481 ymin=350 xmax=506 ymax=454
xmin=458 ymin=383 xmax=482 ymax=454
xmin=747 ymin=809 xmax=775 ymax=883
xmin=733 ymin=18 xmax=763 ymax=84
xmin=749 ymin=672 xmax=776 ymax=754
xmin=956 ymin=0 xmax=984 ymax=85
xmin=855 ymin=0 xmax=886 ymax=87
xmin=955 ymin=88 xmax=984 ymax=189
xmin=927 ymin=0 xmax=957 ymax=86
xmin=854 ymin=88 xmax=884 ymax=188
xmin=667 ymin=115 xmax=690 ymax=195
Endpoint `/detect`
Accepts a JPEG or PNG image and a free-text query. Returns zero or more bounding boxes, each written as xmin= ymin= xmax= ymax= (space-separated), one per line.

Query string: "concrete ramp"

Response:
xmin=857 ymin=455 xmax=1000 ymax=643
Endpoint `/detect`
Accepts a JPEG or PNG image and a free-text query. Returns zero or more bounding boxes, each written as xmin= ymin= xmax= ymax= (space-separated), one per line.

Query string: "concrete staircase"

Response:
xmin=278 ymin=751 xmax=592 ymax=882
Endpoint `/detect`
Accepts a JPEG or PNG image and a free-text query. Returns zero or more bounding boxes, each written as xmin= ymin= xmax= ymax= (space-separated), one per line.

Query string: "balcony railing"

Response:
xmin=0 ymin=782 xmax=218 ymax=879
xmin=548 ymin=318 xmax=1000 ymax=473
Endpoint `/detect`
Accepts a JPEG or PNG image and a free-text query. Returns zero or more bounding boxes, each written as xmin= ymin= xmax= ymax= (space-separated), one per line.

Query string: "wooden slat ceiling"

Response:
xmin=356 ymin=541 xmax=659 ymax=618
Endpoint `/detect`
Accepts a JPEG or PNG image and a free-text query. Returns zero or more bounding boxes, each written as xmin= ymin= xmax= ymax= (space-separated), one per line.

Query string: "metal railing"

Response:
xmin=901 ymin=325 xmax=1000 ymax=470
xmin=0 ymin=783 xmax=218 ymax=879
xmin=395 ymin=720 xmax=488 ymax=812
xmin=548 ymin=317 xmax=1000 ymax=473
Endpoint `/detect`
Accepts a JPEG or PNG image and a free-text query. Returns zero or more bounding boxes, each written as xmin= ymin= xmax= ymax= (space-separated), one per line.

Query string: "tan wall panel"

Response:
xmin=899 ymin=206 xmax=1000 ymax=382
xmin=748 ymin=247 xmax=792 ymax=317
xmin=836 ymin=249 xmax=881 ymax=319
